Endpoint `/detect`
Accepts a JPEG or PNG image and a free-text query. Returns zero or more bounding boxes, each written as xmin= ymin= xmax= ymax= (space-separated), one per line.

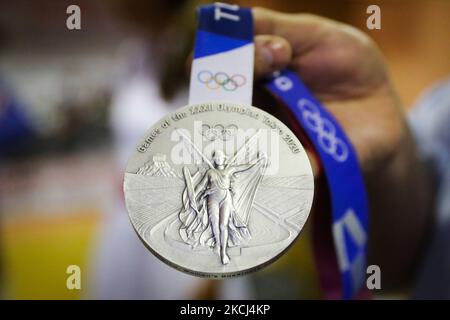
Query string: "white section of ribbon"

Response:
xmin=188 ymin=43 xmax=254 ymax=105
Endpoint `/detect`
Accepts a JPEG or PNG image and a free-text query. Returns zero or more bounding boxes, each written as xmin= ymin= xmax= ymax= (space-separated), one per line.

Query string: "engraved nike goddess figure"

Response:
xmin=177 ymin=130 xmax=267 ymax=264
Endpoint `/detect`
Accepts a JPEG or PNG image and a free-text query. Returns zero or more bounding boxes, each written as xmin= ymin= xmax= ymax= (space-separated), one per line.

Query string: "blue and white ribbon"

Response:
xmin=190 ymin=3 xmax=369 ymax=299
xmin=189 ymin=3 xmax=254 ymax=105
xmin=266 ymin=71 xmax=369 ymax=299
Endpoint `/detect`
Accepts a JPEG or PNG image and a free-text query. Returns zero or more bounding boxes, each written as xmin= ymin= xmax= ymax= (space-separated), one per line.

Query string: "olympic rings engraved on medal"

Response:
xmin=197 ymin=71 xmax=246 ymax=91
xmin=201 ymin=124 xmax=238 ymax=141
xmin=298 ymin=99 xmax=349 ymax=162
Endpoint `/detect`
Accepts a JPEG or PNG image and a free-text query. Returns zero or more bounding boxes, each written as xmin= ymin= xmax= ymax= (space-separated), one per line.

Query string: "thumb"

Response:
xmin=254 ymin=35 xmax=292 ymax=78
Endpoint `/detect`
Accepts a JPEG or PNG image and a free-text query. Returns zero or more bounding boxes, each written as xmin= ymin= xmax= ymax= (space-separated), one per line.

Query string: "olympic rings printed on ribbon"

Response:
xmin=298 ymin=99 xmax=349 ymax=162
xmin=201 ymin=124 xmax=238 ymax=141
xmin=197 ymin=70 xmax=246 ymax=91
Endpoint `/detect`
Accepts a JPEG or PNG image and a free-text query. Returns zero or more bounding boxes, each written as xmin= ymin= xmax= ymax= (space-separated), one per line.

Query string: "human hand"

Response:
xmin=252 ymin=7 xmax=432 ymax=289
xmin=253 ymin=7 xmax=405 ymax=175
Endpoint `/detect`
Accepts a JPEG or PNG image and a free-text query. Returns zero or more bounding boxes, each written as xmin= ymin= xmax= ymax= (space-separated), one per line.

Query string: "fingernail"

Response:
xmin=260 ymin=46 xmax=274 ymax=66
xmin=270 ymin=40 xmax=284 ymax=51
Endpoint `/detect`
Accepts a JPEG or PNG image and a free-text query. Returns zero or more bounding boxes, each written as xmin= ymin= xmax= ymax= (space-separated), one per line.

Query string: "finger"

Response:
xmin=252 ymin=7 xmax=330 ymax=55
xmin=306 ymin=149 xmax=320 ymax=179
xmin=254 ymin=35 xmax=292 ymax=78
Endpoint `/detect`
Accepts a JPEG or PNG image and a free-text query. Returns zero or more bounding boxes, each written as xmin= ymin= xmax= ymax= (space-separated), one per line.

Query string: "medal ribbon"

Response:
xmin=189 ymin=3 xmax=254 ymax=105
xmin=190 ymin=3 xmax=369 ymax=299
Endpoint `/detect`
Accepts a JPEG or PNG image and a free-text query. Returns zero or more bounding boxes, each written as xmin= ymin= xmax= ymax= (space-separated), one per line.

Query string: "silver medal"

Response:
xmin=124 ymin=101 xmax=314 ymax=277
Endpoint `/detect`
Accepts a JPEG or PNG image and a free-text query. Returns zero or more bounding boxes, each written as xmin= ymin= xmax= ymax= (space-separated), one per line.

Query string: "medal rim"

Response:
xmin=124 ymin=100 xmax=315 ymax=278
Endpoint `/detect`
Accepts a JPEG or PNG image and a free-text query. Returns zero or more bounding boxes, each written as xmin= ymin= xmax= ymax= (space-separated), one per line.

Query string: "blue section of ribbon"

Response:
xmin=194 ymin=3 xmax=369 ymax=299
xmin=197 ymin=5 xmax=253 ymax=42
xmin=265 ymin=71 xmax=369 ymax=299
xmin=194 ymin=30 xmax=251 ymax=59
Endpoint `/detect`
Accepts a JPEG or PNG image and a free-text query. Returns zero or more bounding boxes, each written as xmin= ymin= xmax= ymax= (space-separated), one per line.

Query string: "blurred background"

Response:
xmin=1 ymin=0 xmax=449 ymax=299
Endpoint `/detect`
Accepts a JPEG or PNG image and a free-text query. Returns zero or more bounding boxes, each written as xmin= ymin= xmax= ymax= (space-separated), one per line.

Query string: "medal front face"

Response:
xmin=124 ymin=101 xmax=314 ymax=277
